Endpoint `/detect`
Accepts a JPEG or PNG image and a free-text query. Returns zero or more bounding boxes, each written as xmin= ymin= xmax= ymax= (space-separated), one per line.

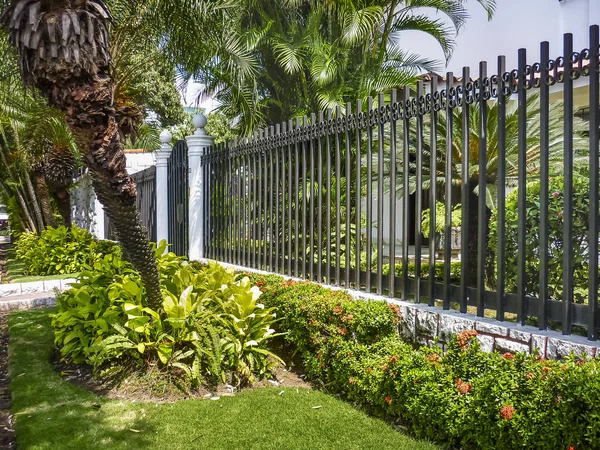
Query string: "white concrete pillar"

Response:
xmin=155 ymin=130 xmax=172 ymax=243
xmin=187 ymin=114 xmax=214 ymax=261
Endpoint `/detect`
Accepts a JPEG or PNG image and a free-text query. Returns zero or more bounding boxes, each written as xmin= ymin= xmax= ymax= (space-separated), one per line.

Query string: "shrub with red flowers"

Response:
xmin=249 ymin=271 xmax=600 ymax=450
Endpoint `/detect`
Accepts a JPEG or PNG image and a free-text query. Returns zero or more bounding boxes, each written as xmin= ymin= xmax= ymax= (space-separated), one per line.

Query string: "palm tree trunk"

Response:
xmin=62 ymin=75 xmax=162 ymax=310
xmin=50 ymin=187 xmax=72 ymax=227
xmin=34 ymin=170 xmax=57 ymax=228
xmin=22 ymin=171 xmax=45 ymax=233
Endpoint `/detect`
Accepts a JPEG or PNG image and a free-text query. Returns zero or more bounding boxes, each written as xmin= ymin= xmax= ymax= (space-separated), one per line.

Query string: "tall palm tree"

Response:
xmin=1 ymin=0 xmax=162 ymax=308
xmin=188 ymin=0 xmax=496 ymax=134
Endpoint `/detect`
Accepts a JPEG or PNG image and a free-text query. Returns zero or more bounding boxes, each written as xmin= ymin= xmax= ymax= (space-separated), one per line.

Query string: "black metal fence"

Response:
xmin=105 ymin=166 xmax=156 ymax=242
xmin=201 ymin=26 xmax=600 ymax=340
xmin=168 ymin=140 xmax=189 ymax=256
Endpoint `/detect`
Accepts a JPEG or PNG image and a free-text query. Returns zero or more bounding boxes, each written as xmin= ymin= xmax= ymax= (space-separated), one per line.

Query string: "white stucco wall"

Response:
xmin=71 ymin=151 xmax=157 ymax=239
xmin=404 ymin=0 xmax=600 ymax=74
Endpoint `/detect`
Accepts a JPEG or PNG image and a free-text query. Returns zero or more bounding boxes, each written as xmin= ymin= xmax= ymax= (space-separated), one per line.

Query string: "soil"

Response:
xmin=53 ymin=352 xmax=312 ymax=404
xmin=0 ymin=312 xmax=16 ymax=450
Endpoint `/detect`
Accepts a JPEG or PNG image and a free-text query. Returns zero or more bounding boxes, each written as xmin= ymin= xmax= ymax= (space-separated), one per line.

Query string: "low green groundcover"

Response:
xmin=8 ymin=310 xmax=439 ymax=450
xmin=251 ymin=273 xmax=600 ymax=450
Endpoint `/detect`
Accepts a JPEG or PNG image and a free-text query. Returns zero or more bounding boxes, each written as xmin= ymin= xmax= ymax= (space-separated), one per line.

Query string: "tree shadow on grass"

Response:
xmin=8 ymin=309 xmax=155 ymax=450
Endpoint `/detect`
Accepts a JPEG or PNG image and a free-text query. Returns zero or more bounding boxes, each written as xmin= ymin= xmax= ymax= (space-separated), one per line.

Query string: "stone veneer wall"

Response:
xmin=393 ymin=302 xmax=598 ymax=360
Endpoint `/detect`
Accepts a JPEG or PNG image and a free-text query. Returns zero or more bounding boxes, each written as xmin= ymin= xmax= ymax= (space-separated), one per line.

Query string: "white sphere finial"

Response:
xmin=193 ymin=113 xmax=207 ymax=130
xmin=159 ymin=130 xmax=172 ymax=144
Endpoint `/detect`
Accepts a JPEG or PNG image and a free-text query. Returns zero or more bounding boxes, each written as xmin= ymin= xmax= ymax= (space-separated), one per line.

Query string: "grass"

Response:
xmin=8 ymin=310 xmax=440 ymax=450
xmin=3 ymin=249 xmax=77 ymax=283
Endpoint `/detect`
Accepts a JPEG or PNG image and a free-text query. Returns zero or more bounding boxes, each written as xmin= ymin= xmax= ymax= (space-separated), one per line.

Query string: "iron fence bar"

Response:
xmin=229 ymin=142 xmax=234 ymax=263
xmin=345 ymin=102 xmax=352 ymax=287
xmin=496 ymin=57 xmax=507 ymax=321
xmin=252 ymin=135 xmax=258 ymax=269
xmin=335 ymin=105 xmax=342 ymax=286
xmin=226 ymin=142 xmax=232 ymax=262
xmin=302 ymin=116 xmax=308 ymax=279
xmin=275 ymin=124 xmax=281 ymax=273
xmin=238 ymin=144 xmax=243 ymax=266
xmin=310 ymin=113 xmax=317 ymax=281
xmin=376 ymin=94 xmax=385 ymax=294
xmin=294 ymin=118 xmax=301 ymax=277
xmin=428 ymin=79 xmax=438 ymax=306
xmin=280 ymin=123 xmax=286 ymax=273
xmin=355 ymin=99 xmax=363 ymax=289
xmin=444 ymin=72 xmax=454 ymax=310
xmin=539 ymin=41 xmax=550 ymax=330
xmin=415 ymin=82 xmax=424 ymax=304
xmin=326 ymin=110 xmax=334 ymax=284
xmin=460 ymin=67 xmax=470 ymax=313
xmin=219 ymin=143 xmax=225 ymax=261
xmin=562 ymin=34 xmax=574 ymax=334
xmin=240 ymin=148 xmax=249 ymax=266
xmin=288 ymin=119 xmax=294 ymax=276
xmin=317 ymin=112 xmax=324 ymax=283
xmin=517 ymin=48 xmax=528 ymax=325
xmin=366 ymin=96 xmax=374 ymax=292
xmin=268 ymin=126 xmax=275 ymax=271
xmin=257 ymin=132 xmax=264 ymax=269
xmin=477 ymin=62 xmax=488 ymax=317
xmin=402 ymin=88 xmax=411 ymax=301
xmin=389 ymin=89 xmax=398 ymax=298
xmin=264 ymin=129 xmax=270 ymax=270
xmin=589 ymin=25 xmax=600 ymax=340
xmin=213 ymin=144 xmax=219 ymax=260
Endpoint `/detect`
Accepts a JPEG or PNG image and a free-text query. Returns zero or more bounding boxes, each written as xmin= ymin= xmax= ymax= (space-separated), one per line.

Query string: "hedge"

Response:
xmin=251 ymin=273 xmax=600 ymax=450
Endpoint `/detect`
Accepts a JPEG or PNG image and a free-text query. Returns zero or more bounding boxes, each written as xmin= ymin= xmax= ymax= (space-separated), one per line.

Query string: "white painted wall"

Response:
xmin=71 ymin=152 xmax=157 ymax=239
xmin=404 ymin=0 xmax=600 ymax=74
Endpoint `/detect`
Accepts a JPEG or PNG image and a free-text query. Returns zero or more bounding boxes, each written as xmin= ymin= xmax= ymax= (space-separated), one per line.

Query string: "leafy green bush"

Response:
xmin=15 ymin=225 xmax=118 ymax=276
xmin=489 ymin=177 xmax=591 ymax=303
xmin=253 ymin=275 xmax=600 ymax=449
xmin=52 ymin=242 xmax=281 ymax=387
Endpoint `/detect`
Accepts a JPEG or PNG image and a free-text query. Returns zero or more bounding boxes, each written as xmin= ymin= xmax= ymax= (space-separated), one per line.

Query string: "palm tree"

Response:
xmin=189 ymin=0 xmax=496 ymax=134
xmin=1 ymin=0 xmax=163 ymax=308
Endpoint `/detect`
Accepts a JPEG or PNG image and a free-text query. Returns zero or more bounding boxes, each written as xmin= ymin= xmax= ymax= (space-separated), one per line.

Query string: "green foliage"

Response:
xmin=489 ymin=176 xmax=591 ymax=303
xmin=254 ymin=276 xmax=600 ymax=449
xmin=421 ymin=202 xmax=461 ymax=239
xmin=52 ymin=242 xmax=282 ymax=387
xmin=15 ymin=226 xmax=118 ymax=276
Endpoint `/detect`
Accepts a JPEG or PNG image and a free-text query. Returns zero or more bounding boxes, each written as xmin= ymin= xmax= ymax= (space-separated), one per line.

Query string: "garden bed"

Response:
xmin=7 ymin=310 xmax=439 ymax=450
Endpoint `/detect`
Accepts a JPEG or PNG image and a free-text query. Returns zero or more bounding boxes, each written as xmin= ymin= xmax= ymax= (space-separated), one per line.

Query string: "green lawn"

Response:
xmin=8 ymin=310 xmax=440 ymax=450
xmin=3 ymin=250 xmax=77 ymax=283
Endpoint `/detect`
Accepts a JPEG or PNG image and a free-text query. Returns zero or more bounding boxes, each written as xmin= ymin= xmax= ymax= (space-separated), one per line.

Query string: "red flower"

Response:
xmin=500 ymin=405 xmax=515 ymax=420
xmin=347 ymin=352 xmax=353 ymax=357
xmin=542 ymin=366 xmax=550 ymax=374
xmin=389 ymin=355 xmax=399 ymax=363
xmin=385 ymin=395 xmax=392 ymax=404
xmin=425 ymin=353 xmax=441 ymax=363
xmin=577 ymin=360 xmax=585 ymax=366
xmin=455 ymin=378 xmax=472 ymax=395
xmin=321 ymin=362 xmax=326 ymax=368
xmin=552 ymin=191 xmax=561 ymax=198
xmin=568 ymin=446 xmax=576 ymax=450
xmin=366 ymin=367 xmax=372 ymax=374
xmin=341 ymin=314 xmax=354 ymax=323
xmin=389 ymin=304 xmax=402 ymax=319
xmin=348 ymin=377 xmax=356 ymax=384
xmin=381 ymin=363 xmax=389 ymax=371
xmin=502 ymin=352 xmax=515 ymax=360
xmin=456 ymin=330 xmax=478 ymax=347
xmin=333 ymin=305 xmax=343 ymax=316
xmin=526 ymin=372 xmax=535 ymax=380
xmin=338 ymin=328 xmax=347 ymax=336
